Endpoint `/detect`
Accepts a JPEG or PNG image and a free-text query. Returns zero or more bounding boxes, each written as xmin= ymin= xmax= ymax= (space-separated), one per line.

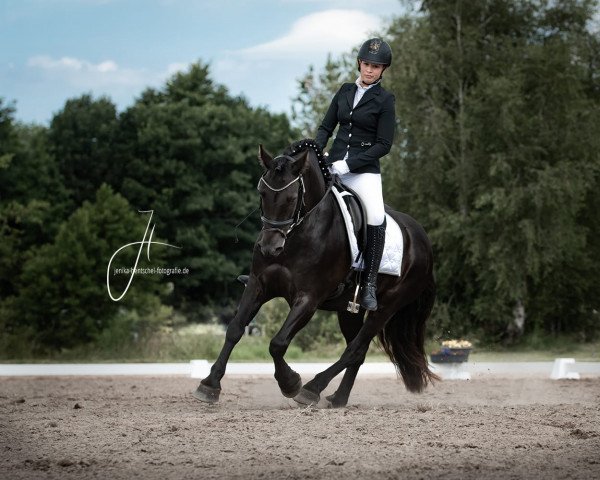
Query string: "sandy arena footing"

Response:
xmin=1 ymin=375 xmax=599 ymax=479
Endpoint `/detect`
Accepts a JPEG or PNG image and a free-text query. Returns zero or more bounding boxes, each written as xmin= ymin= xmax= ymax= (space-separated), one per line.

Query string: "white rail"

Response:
xmin=0 ymin=359 xmax=598 ymax=379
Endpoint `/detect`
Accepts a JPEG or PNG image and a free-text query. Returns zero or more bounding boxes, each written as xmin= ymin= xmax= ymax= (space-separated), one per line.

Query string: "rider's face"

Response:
xmin=359 ymin=61 xmax=385 ymax=86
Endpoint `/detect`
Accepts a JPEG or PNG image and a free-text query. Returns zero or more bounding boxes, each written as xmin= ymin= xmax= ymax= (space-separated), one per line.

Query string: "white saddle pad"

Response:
xmin=331 ymin=187 xmax=404 ymax=277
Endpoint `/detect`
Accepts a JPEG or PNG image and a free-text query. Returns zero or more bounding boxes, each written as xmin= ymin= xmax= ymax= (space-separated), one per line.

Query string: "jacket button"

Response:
xmin=361 ymin=142 xmax=364 ymax=146
xmin=349 ymin=133 xmax=352 ymax=138
xmin=349 ymin=122 xmax=352 ymax=127
xmin=347 ymin=145 xmax=350 ymax=149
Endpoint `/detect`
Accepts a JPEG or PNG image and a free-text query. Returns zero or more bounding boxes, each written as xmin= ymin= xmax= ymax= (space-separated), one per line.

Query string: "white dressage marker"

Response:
xmin=550 ymin=358 xmax=580 ymax=380
xmin=430 ymin=362 xmax=471 ymax=380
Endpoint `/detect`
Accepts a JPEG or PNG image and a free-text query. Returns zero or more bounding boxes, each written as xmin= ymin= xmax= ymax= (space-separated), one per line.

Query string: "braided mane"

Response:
xmin=283 ymin=138 xmax=332 ymax=185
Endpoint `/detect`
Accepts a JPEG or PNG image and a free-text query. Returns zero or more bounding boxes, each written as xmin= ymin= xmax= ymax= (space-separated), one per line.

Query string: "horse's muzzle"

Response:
xmin=258 ymin=230 xmax=286 ymax=257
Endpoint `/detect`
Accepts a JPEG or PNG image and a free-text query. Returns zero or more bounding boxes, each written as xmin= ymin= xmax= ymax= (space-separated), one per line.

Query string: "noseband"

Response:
xmin=257 ymin=155 xmax=306 ymax=237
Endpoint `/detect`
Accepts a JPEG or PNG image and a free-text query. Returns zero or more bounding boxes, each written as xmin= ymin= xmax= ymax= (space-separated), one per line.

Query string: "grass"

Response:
xmin=2 ymin=325 xmax=598 ymax=363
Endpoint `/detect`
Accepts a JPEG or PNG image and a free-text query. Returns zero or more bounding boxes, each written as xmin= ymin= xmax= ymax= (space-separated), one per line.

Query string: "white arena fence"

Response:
xmin=0 ymin=358 xmax=599 ymax=380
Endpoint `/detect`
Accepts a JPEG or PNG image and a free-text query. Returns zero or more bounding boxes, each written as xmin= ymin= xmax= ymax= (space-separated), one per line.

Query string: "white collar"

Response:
xmin=355 ymin=76 xmax=380 ymax=90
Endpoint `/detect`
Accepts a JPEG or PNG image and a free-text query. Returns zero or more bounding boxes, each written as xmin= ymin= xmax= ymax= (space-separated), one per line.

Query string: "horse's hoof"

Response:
xmin=193 ymin=384 xmax=221 ymax=404
xmin=325 ymin=393 xmax=347 ymax=408
xmin=280 ymin=376 xmax=303 ymax=398
xmin=294 ymin=387 xmax=320 ymax=406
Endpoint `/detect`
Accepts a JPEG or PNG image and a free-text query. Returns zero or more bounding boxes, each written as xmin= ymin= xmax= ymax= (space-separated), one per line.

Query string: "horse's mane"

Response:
xmin=282 ymin=138 xmax=332 ymax=185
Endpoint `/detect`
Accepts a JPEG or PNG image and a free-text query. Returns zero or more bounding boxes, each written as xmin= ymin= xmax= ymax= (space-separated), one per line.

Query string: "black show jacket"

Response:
xmin=315 ymin=82 xmax=395 ymax=174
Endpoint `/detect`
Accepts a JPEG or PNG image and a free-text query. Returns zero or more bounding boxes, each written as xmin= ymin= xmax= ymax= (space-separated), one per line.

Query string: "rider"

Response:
xmin=317 ymin=37 xmax=395 ymax=311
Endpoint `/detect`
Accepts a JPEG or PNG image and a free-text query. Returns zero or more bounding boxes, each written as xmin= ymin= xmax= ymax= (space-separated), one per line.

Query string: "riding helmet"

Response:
xmin=357 ymin=37 xmax=392 ymax=67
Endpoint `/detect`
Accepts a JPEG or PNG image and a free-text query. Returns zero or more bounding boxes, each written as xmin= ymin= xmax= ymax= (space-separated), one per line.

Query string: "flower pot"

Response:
xmin=430 ymin=347 xmax=471 ymax=364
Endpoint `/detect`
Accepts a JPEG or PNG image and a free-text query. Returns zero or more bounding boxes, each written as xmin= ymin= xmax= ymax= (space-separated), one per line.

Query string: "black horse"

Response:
xmin=194 ymin=142 xmax=439 ymax=407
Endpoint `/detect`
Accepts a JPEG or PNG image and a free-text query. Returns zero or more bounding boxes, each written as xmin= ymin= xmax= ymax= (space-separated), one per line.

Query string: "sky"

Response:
xmin=1 ymin=0 xmax=405 ymax=125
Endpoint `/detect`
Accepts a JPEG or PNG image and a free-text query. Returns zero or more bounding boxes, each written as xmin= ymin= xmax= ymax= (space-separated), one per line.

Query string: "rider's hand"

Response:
xmin=330 ymin=160 xmax=350 ymax=176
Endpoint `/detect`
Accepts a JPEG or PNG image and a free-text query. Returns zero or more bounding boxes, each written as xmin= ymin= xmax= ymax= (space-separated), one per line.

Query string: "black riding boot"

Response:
xmin=359 ymin=219 xmax=386 ymax=311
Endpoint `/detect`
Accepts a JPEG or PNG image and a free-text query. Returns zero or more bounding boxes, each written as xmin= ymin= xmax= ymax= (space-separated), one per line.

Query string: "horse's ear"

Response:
xmin=290 ymin=150 xmax=310 ymax=176
xmin=258 ymin=144 xmax=273 ymax=170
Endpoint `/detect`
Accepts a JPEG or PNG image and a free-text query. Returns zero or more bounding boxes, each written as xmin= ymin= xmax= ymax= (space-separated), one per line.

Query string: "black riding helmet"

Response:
xmin=356 ymin=37 xmax=392 ymax=70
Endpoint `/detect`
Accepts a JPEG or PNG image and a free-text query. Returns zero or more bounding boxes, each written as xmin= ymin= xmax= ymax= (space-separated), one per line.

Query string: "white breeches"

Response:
xmin=338 ymin=172 xmax=385 ymax=225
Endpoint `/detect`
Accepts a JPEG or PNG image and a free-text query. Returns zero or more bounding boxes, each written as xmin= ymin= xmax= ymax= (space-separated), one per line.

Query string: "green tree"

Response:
xmin=113 ymin=63 xmax=298 ymax=315
xmin=385 ymin=0 xmax=600 ymax=341
xmin=0 ymin=102 xmax=70 ymax=302
xmin=6 ymin=185 xmax=167 ymax=351
xmin=0 ymin=99 xmax=18 ymax=170
xmin=292 ymin=53 xmax=355 ymax=136
xmin=48 ymin=94 xmax=119 ymax=206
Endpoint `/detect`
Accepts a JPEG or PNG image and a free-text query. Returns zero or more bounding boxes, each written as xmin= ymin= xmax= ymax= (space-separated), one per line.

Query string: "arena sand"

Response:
xmin=1 ymin=374 xmax=599 ymax=479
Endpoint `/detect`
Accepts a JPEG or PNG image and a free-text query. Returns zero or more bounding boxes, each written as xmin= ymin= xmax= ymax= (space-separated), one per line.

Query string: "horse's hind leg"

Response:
xmin=325 ymin=310 xmax=365 ymax=408
xmin=269 ymin=295 xmax=318 ymax=397
xmin=194 ymin=277 xmax=266 ymax=403
xmin=295 ymin=308 xmax=391 ymax=405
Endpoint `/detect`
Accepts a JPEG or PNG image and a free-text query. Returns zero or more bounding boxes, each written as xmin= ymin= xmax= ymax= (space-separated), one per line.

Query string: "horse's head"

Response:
xmin=256 ymin=144 xmax=310 ymax=257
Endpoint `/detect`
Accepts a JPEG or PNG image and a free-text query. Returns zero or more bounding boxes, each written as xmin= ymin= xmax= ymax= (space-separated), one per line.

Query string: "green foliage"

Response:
xmin=291 ymin=54 xmax=356 ymax=136
xmin=0 ymin=104 xmax=72 ymax=310
xmin=0 ymin=100 xmax=18 ymax=172
xmin=288 ymin=1 xmax=600 ymax=344
xmin=254 ymin=298 xmax=344 ymax=352
xmin=2 ymin=185 xmax=167 ymax=352
xmin=0 ymin=63 xmax=300 ymax=357
xmin=113 ymin=63 xmax=298 ymax=314
xmin=91 ymin=304 xmax=177 ymax=356
xmin=385 ymin=0 xmax=600 ymax=341
xmin=49 ymin=95 xmax=119 ymax=206
xmin=3 ymin=3 xmax=599 ymax=359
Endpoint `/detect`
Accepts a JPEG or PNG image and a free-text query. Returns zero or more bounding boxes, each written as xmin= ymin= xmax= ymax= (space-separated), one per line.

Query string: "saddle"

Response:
xmin=332 ymin=178 xmax=367 ymax=254
xmin=323 ymin=179 xmax=368 ymax=304
xmin=326 ymin=178 xmax=404 ymax=306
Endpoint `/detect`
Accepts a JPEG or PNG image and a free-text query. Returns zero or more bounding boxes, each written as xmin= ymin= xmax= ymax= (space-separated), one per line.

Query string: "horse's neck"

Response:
xmin=304 ymin=152 xmax=328 ymax=209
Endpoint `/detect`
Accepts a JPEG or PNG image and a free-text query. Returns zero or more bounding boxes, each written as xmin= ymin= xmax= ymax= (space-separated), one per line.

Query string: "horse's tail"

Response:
xmin=377 ymin=280 xmax=440 ymax=393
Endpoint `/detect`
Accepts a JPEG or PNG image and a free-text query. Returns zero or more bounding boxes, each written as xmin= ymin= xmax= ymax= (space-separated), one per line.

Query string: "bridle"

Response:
xmin=257 ymin=154 xmax=332 ymax=239
xmin=257 ymin=155 xmax=306 ymax=238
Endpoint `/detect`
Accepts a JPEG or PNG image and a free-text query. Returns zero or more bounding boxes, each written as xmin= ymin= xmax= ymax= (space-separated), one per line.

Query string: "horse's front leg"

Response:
xmin=193 ymin=277 xmax=266 ymax=403
xmin=269 ymin=294 xmax=318 ymax=397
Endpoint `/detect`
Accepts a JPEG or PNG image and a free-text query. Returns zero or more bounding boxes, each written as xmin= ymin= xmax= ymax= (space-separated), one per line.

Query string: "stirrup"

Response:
xmin=347 ymin=282 xmax=361 ymax=313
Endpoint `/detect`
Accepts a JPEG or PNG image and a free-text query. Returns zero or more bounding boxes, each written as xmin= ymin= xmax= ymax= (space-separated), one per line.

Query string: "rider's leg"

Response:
xmin=360 ymin=219 xmax=386 ymax=310
xmin=338 ymin=172 xmax=386 ymax=311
